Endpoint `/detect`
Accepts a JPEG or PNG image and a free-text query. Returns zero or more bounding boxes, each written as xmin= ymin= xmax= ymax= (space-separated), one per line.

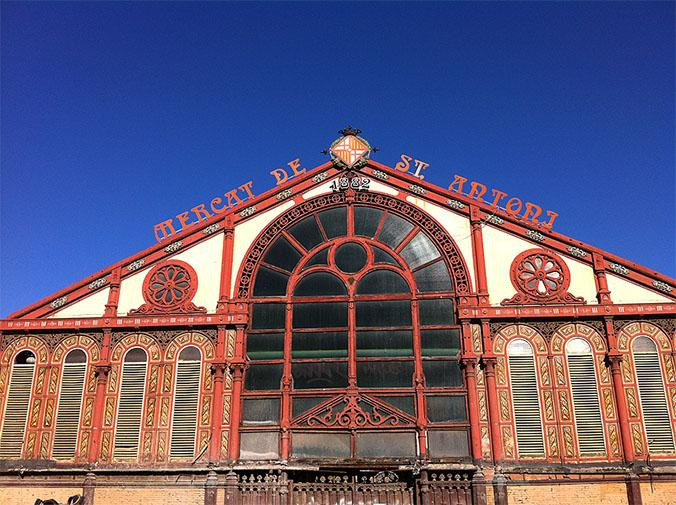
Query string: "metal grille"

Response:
xmin=170 ymin=360 xmax=201 ymax=458
xmin=52 ymin=363 xmax=87 ymax=459
xmin=508 ymin=355 xmax=545 ymax=456
xmin=0 ymin=364 xmax=35 ymax=458
xmin=567 ymin=354 xmax=605 ymax=453
xmin=113 ymin=362 xmax=147 ymax=459
xmin=634 ymin=351 xmax=675 ymax=453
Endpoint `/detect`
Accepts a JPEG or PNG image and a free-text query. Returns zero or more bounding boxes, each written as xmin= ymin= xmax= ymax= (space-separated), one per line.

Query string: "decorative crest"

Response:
xmin=324 ymin=126 xmax=376 ymax=170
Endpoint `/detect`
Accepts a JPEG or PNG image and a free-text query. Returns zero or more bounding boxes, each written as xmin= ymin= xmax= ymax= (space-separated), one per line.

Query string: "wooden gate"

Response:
xmin=292 ymin=472 xmax=413 ymax=505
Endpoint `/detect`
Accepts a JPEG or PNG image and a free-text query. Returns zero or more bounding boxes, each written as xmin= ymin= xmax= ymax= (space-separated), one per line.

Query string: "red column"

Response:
xmin=88 ymin=328 xmax=111 ymax=463
xmin=604 ymin=317 xmax=634 ymax=463
xmin=217 ymin=218 xmax=234 ymax=314
xmin=460 ymin=322 xmax=482 ymax=462
xmin=208 ymin=325 xmax=227 ymax=462
xmin=480 ymin=320 xmax=503 ymax=463
xmin=104 ymin=268 xmax=121 ymax=318
xmin=411 ymin=299 xmax=428 ymax=459
xmin=469 ymin=205 xmax=489 ymax=306
xmin=592 ymin=253 xmax=612 ymax=305
xmin=280 ymin=303 xmax=293 ymax=459
xmin=227 ymin=325 xmax=246 ymax=460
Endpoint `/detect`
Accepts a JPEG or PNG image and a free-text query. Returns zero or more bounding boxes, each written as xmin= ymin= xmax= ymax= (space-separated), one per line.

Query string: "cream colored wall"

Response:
xmin=607 ymin=273 xmax=672 ymax=304
xmin=50 ymin=287 xmax=110 ymax=318
xmin=302 ymin=180 xmax=332 ymax=199
xmin=483 ymin=226 xmax=535 ymax=305
xmin=117 ymin=233 xmax=223 ymax=314
xmin=302 ymin=177 xmax=398 ymax=200
xmin=506 ymin=482 xmax=627 ymax=505
xmin=230 ymin=200 xmax=295 ymax=297
xmin=561 ymin=256 xmax=598 ymax=303
xmin=405 ymin=196 xmax=476 ymax=292
xmin=0 ymin=486 xmax=82 ymax=505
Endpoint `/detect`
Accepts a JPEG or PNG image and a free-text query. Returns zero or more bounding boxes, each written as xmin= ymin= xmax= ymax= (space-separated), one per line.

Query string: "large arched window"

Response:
xmin=113 ymin=348 xmax=148 ymax=459
xmin=170 ymin=346 xmax=202 ymax=459
xmin=242 ymin=204 xmax=465 ymax=460
xmin=632 ymin=336 xmax=675 ymax=453
xmin=0 ymin=350 xmax=36 ymax=458
xmin=507 ymin=338 xmax=545 ymax=457
xmin=52 ymin=349 xmax=88 ymax=460
xmin=565 ymin=338 xmax=605 ymax=454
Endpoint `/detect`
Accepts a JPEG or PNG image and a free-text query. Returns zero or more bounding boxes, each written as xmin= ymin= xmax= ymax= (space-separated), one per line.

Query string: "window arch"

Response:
xmin=52 ymin=349 xmax=88 ymax=460
xmin=632 ymin=336 xmax=675 ymax=453
xmin=242 ymin=203 xmax=466 ymax=460
xmin=565 ymin=338 xmax=605 ymax=454
xmin=113 ymin=347 xmax=148 ymax=459
xmin=0 ymin=350 xmax=36 ymax=458
xmin=170 ymin=346 xmax=202 ymax=459
xmin=507 ymin=338 xmax=545 ymax=456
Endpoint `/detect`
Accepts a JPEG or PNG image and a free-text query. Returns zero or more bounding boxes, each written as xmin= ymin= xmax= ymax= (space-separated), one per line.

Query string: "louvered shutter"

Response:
xmin=0 ymin=363 xmax=35 ymax=458
xmin=52 ymin=362 xmax=87 ymax=459
xmin=567 ymin=353 xmax=605 ymax=454
xmin=170 ymin=358 xmax=201 ymax=458
xmin=508 ymin=354 xmax=545 ymax=456
xmin=633 ymin=341 xmax=675 ymax=453
xmin=113 ymin=360 xmax=147 ymax=459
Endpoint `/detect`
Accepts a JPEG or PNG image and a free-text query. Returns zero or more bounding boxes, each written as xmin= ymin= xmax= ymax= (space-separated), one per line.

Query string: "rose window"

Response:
xmin=503 ymin=249 xmax=585 ymax=305
xmin=129 ymin=260 xmax=205 ymax=314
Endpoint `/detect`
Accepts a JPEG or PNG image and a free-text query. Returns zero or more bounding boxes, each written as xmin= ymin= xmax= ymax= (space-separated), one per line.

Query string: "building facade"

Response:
xmin=1 ymin=129 xmax=675 ymax=505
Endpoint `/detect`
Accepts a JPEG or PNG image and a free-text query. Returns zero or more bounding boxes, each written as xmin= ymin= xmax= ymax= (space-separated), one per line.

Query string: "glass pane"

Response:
xmin=253 ymin=266 xmax=289 ymax=297
xmin=293 ymin=303 xmax=348 ymax=328
xmin=239 ymin=431 xmax=278 ymax=460
xmin=124 ymin=348 xmax=147 ymax=362
xmin=292 ymin=396 xmax=331 ymax=418
xmin=356 ymin=330 xmax=413 ymax=357
xmin=251 ymin=303 xmax=285 ymax=330
xmin=246 ymin=332 xmax=284 ymax=360
xmin=421 ymin=329 xmax=461 ymax=357
xmin=303 ymin=248 xmax=329 ymax=269
xmin=335 ymin=242 xmax=367 ymax=273
xmin=373 ymin=246 xmax=399 ymax=266
xmin=178 ymin=346 xmax=200 ymax=361
xmin=356 ymin=300 xmax=412 ymax=327
xmin=400 ymin=231 xmax=441 ymax=269
xmin=293 ymin=362 xmax=348 ymax=389
xmin=356 ymin=270 xmax=410 ymax=295
xmin=294 ymin=272 xmax=346 ymax=296
xmin=292 ymin=331 xmax=348 ymax=358
xmin=633 ymin=336 xmax=658 ymax=353
xmin=427 ymin=395 xmax=467 ymax=423
xmin=418 ymin=299 xmax=455 ymax=325
xmin=414 ymin=260 xmax=453 ymax=292
xmin=244 ymin=364 xmax=283 ymax=391
xmin=378 ymin=213 xmax=414 ymax=249
xmin=242 ymin=398 xmax=280 ymax=425
xmin=289 ymin=216 xmax=324 ymax=251
xmin=292 ymin=432 xmax=351 ymax=459
xmin=15 ymin=350 xmax=36 ymax=364
xmin=376 ymin=395 xmax=416 ymax=416
xmin=354 ymin=206 xmax=383 ymax=237
xmin=428 ymin=430 xmax=469 ymax=458
xmin=356 ymin=432 xmax=417 ymax=458
xmin=65 ymin=349 xmax=87 ymax=363
xmin=423 ymin=360 xmax=463 ymax=387
xmin=318 ymin=207 xmax=347 ymax=238
xmin=263 ymin=236 xmax=302 ymax=272
xmin=357 ymin=360 xmax=414 ymax=388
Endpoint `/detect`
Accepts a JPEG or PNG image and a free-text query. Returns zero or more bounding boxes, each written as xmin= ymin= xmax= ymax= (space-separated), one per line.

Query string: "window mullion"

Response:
xmin=280 ymin=301 xmax=293 ymax=459
xmin=348 ymin=294 xmax=357 ymax=389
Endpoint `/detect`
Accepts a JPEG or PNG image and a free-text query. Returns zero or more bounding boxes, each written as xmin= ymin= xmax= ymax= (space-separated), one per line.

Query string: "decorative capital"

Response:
xmin=94 ymin=365 xmax=111 ymax=378
xmin=605 ymin=352 xmax=624 ymax=368
xmin=210 ymin=361 xmax=228 ymax=377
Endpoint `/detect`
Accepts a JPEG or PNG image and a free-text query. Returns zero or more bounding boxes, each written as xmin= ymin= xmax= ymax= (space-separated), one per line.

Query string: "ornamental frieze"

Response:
xmin=0 ymin=331 xmax=102 ymax=352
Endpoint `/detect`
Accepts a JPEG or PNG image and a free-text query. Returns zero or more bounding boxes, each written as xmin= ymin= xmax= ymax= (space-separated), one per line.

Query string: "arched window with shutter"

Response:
xmin=632 ymin=336 xmax=675 ymax=453
xmin=52 ymin=349 xmax=88 ymax=460
xmin=113 ymin=347 xmax=148 ymax=459
xmin=507 ymin=338 xmax=545 ymax=456
xmin=170 ymin=346 xmax=202 ymax=459
xmin=565 ymin=338 xmax=605 ymax=454
xmin=0 ymin=350 xmax=36 ymax=458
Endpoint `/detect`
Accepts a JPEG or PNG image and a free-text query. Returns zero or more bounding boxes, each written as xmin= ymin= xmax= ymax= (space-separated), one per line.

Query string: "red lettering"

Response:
xmin=395 ymin=154 xmax=413 ymax=172
xmin=225 ymin=189 xmax=243 ymax=208
xmin=270 ymin=168 xmax=288 ymax=185
xmin=489 ymin=188 xmax=508 ymax=208
xmin=238 ymin=180 xmax=255 ymax=199
xmin=506 ymin=197 xmax=523 ymax=216
xmin=287 ymin=158 xmax=306 ymax=177
xmin=191 ymin=204 xmax=213 ymax=222
xmin=522 ymin=202 xmax=542 ymax=224
xmin=176 ymin=211 xmax=195 ymax=230
xmin=210 ymin=197 xmax=226 ymax=214
xmin=468 ymin=181 xmax=487 ymax=202
xmin=154 ymin=219 xmax=177 ymax=242
xmin=412 ymin=159 xmax=429 ymax=179
xmin=448 ymin=175 xmax=468 ymax=194
xmin=542 ymin=210 xmax=559 ymax=229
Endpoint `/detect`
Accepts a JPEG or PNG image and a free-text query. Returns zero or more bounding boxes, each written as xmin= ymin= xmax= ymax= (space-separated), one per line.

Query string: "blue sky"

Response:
xmin=1 ymin=1 xmax=674 ymax=316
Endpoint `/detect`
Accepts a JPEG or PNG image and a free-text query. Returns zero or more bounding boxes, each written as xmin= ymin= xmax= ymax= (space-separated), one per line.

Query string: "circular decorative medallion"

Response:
xmin=129 ymin=260 xmax=206 ymax=315
xmin=502 ymin=249 xmax=585 ymax=305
